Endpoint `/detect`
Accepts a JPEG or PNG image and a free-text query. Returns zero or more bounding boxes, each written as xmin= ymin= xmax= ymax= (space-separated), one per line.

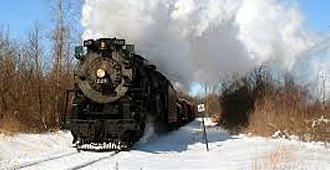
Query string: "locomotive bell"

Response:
xmin=99 ymin=41 xmax=107 ymax=50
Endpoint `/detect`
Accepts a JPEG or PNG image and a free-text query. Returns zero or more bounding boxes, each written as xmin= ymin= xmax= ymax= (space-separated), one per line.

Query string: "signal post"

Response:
xmin=198 ymin=103 xmax=209 ymax=151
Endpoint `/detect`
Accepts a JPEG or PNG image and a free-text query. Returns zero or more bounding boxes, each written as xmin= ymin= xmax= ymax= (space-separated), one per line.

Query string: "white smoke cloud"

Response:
xmin=236 ymin=0 xmax=315 ymax=69
xmin=81 ymin=0 xmax=317 ymax=89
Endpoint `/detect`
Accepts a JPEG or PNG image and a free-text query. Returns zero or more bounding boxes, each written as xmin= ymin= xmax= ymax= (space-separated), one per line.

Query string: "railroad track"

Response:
xmin=67 ymin=150 xmax=120 ymax=170
xmin=7 ymin=150 xmax=122 ymax=170
xmin=8 ymin=151 xmax=80 ymax=170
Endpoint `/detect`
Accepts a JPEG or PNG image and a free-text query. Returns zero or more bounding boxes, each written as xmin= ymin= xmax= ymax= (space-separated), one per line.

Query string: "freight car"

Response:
xmin=69 ymin=38 xmax=194 ymax=149
xmin=177 ymin=99 xmax=197 ymax=126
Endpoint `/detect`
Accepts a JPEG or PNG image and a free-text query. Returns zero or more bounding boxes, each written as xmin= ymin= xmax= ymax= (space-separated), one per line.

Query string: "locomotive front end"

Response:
xmin=70 ymin=38 xmax=141 ymax=149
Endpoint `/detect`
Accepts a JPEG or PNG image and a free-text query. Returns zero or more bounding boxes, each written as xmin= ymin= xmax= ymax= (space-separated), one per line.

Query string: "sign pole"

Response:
xmin=202 ymin=114 xmax=209 ymax=151
xmin=198 ymin=103 xmax=209 ymax=151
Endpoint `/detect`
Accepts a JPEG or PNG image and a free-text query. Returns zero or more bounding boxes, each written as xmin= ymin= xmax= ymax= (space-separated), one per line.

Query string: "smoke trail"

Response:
xmin=139 ymin=123 xmax=158 ymax=144
xmin=81 ymin=0 xmax=317 ymax=89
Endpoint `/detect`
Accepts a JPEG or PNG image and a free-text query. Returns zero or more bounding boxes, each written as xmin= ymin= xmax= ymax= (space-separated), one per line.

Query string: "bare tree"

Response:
xmin=0 ymin=30 xmax=9 ymax=115
xmin=0 ymin=28 xmax=16 ymax=117
xmin=49 ymin=0 xmax=82 ymax=127
xmin=25 ymin=22 xmax=47 ymax=129
xmin=55 ymin=0 xmax=64 ymax=125
xmin=0 ymin=0 xmax=83 ymax=133
xmin=200 ymin=82 xmax=221 ymax=119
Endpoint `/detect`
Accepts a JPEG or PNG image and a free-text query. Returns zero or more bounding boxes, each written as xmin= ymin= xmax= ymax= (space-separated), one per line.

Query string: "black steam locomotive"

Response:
xmin=70 ymin=38 xmax=185 ymax=149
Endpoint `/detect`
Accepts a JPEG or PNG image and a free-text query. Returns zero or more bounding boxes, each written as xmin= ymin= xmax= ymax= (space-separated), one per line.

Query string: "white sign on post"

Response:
xmin=198 ymin=104 xmax=205 ymax=112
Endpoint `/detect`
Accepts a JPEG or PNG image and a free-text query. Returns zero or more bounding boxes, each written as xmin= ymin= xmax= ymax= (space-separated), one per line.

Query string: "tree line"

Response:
xmin=0 ymin=0 xmax=81 ymax=133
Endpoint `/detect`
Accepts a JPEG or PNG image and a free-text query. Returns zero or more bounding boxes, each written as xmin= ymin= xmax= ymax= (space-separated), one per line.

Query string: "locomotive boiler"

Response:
xmin=70 ymin=38 xmax=179 ymax=149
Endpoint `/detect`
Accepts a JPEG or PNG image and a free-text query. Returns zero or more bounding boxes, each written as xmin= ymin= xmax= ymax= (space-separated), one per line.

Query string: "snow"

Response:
xmin=0 ymin=131 xmax=74 ymax=169
xmin=1 ymin=119 xmax=329 ymax=170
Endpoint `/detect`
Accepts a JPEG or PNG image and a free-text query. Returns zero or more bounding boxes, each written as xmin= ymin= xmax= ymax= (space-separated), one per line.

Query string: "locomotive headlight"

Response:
xmin=96 ymin=68 xmax=106 ymax=78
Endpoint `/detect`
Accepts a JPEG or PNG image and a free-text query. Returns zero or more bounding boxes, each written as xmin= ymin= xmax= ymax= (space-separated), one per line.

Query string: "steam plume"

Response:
xmin=81 ymin=0 xmax=316 ymax=89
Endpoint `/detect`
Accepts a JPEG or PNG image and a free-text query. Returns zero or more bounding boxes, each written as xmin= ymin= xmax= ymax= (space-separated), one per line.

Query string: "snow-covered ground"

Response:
xmin=0 ymin=119 xmax=329 ymax=170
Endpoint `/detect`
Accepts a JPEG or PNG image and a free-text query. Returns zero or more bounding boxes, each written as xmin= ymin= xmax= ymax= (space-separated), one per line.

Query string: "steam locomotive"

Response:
xmin=70 ymin=38 xmax=195 ymax=149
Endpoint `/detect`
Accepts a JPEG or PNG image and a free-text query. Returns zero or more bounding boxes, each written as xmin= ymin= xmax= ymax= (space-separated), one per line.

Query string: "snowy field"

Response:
xmin=0 ymin=119 xmax=329 ymax=170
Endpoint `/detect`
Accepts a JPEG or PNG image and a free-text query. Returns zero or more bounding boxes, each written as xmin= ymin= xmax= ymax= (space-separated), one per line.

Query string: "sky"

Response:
xmin=296 ymin=0 xmax=330 ymax=33
xmin=0 ymin=0 xmax=328 ymax=35
xmin=0 ymin=0 xmax=329 ymax=96
xmin=0 ymin=0 xmax=49 ymax=37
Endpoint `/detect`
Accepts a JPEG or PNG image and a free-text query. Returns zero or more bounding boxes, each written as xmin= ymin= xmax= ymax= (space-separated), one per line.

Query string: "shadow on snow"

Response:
xmin=135 ymin=119 xmax=236 ymax=153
